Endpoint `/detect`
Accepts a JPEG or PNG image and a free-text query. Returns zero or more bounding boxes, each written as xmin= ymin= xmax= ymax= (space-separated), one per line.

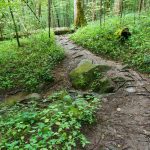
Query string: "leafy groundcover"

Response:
xmin=0 ymin=31 xmax=64 ymax=92
xmin=0 ymin=91 xmax=100 ymax=150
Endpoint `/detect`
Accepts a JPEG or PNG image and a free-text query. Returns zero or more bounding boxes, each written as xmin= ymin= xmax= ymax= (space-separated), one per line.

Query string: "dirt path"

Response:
xmin=54 ymin=35 xmax=150 ymax=150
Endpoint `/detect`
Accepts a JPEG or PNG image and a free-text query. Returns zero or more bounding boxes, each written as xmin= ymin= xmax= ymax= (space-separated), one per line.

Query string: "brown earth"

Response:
xmin=51 ymin=35 xmax=150 ymax=150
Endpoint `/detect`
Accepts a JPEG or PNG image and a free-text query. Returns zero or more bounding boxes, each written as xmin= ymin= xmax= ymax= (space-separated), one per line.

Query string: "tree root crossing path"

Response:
xmin=55 ymin=35 xmax=150 ymax=150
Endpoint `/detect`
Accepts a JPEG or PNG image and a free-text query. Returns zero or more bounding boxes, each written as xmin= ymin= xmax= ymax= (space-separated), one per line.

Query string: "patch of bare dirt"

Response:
xmin=53 ymin=35 xmax=150 ymax=150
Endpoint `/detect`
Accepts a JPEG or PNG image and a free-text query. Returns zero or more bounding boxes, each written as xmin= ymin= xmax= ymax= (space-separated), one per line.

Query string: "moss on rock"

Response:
xmin=69 ymin=61 xmax=112 ymax=92
xmin=91 ymin=77 xmax=115 ymax=93
xmin=69 ymin=61 xmax=99 ymax=89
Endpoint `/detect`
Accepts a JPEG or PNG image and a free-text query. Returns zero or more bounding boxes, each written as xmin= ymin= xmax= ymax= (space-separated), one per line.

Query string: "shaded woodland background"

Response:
xmin=0 ymin=0 xmax=150 ymax=39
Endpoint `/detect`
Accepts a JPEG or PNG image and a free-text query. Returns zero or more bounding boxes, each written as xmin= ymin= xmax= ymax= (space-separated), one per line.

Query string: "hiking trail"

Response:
xmin=53 ymin=35 xmax=150 ymax=150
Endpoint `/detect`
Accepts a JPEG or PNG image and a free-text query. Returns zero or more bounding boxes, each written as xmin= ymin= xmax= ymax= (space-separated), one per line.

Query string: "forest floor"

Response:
xmin=50 ymin=35 xmax=150 ymax=150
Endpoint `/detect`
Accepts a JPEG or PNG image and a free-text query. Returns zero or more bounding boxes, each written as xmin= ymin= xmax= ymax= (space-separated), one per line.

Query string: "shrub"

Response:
xmin=0 ymin=31 xmax=64 ymax=92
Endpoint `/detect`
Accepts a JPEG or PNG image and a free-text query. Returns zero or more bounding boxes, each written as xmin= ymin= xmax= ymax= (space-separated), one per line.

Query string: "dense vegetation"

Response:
xmin=0 ymin=91 xmax=100 ymax=149
xmin=71 ymin=13 xmax=150 ymax=74
xmin=0 ymin=0 xmax=150 ymax=149
xmin=0 ymin=31 xmax=64 ymax=92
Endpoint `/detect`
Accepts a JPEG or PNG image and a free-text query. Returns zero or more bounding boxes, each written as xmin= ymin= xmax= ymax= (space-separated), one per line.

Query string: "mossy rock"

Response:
xmin=69 ymin=61 xmax=111 ymax=90
xmin=91 ymin=77 xmax=115 ymax=93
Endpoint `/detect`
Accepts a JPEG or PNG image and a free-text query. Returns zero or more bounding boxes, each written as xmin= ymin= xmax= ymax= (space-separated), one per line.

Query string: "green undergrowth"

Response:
xmin=71 ymin=13 xmax=150 ymax=74
xmin=0 ymin=91 xmax=100 ymax=149
xmin=0 ymin=31 xmax=64 ymax=92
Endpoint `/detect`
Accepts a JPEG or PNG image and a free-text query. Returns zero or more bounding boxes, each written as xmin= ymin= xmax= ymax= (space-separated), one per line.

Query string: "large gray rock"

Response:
xmin=69 ymin=61 xmax=98 ymax=89
xmin=69 ymin=61 xmax=112 ymax=92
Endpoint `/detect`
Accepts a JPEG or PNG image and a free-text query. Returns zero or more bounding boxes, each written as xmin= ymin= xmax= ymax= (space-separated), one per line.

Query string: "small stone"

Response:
xmin=25 ymin=93 xmax=41 ymax=100
xmin=143 ymin=130 xmax=150 ymax=136
xmin=125 ymin=87 xmax=136 ymax=93
xmin=117 ymin=108 xmax=121 ymax=112
xmin=118 ymin=144 xmax=121 ymax=148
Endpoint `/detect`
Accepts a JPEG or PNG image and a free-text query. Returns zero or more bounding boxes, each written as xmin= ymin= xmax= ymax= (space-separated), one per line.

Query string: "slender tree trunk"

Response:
xmin=56 ymin=12 xmax=60 ymax=27
xmin=103 ymin=1 xmax=106 ymax=25
xmin=8 ymin=0 xmax=20 ymax=47
xmin=48 ymin=0 xmax=51 ymax=38
xmin=0 ymin=27 xmax=4 ymax=40
xmin=22 ymin=0 xmax=40 ymax=23
xmin=139 ymin=0 xmax=144 ymax=13
xmin=51 ymin=3 xmax=54 ymax=27
xmin=74 ymin=0 xmax=77 ymax=24
xmin=66 ymin=1 xmax=70 ymax=27
xmin=99 ymin=0 xmax=103 ymax=25
xmin=0 ymin=15 xmax=4 ymax=40
xmin=92 ymin=0 xmax=96 ymax=21
xmin=53 ymin=3 xmax=60 ymax=27
xmin=38 ymin=0 xmax=42 ymax=17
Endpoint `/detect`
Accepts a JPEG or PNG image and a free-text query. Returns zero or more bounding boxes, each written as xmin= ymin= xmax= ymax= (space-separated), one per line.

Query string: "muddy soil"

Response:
xmin=55 ymin=35 xmax=150 ymax=150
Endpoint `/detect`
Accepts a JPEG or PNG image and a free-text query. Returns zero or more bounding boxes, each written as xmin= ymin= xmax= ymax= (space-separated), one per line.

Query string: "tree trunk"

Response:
xmin=74 ymin=0 xmax=87 ymax=28
xmin=92 ymin=0 xmax=96 ymax=21
xmin=113 ymin=0 xmax=123 ymax=15
xmin=8 ymin=0 xmax=20 ymax=47
xmin=66 ymin=1 xmax=70 ymax=27
xmin=99 ymin=0 xmax=103 ymax=25
xmin=38 ymin=0 xmax=42 ymax=17
xmin=139 ymin=0 xmax=144 ymax=13
xmin=48 ymin=0 xmax=51 ymax=38
xmin=22 ymin=0 xmax=40 ymax=23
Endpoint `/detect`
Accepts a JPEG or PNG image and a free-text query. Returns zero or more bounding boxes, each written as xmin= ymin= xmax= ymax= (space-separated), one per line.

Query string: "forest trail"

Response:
xmin=53 ymin=35 xmax=150 ymax=150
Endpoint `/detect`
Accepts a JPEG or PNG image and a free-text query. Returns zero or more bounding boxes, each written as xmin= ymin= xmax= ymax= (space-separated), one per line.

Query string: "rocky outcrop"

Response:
xmin=69 ymin=60 xmax=114 ymax=93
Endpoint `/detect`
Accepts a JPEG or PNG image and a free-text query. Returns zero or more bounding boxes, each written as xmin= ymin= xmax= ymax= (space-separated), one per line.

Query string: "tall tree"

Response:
xmin=37 ymin=0 xmax=42 ymax=17
xmin=74 ymin=0 xmax=87 ymax=28
xmin=92 ymin=0 xmax=96 ymax=21
xmin=139 ymin=0 xmax=144 ymax=14
xmin=113 ymin=0 xmax=123 ymax=15
xmin=48 ymin=0 xmax=51 ymax=38
xmin=99 ymin=0 xmax=103 ymax=25
xmin=8 ymin=0 xmax=20 ymax=47
xmin=22 ymin=0 xmax=41 ymax=23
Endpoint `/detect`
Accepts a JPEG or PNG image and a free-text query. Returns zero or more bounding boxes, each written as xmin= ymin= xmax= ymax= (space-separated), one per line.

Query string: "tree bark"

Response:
xmin=48 ymin=0 xmax=51 ymax=38
xmin=22 ymin=0 xmax=41 ymax=23
xmin=92 ymin=0 xmax=96 ymax=21
xmin=139 ymin=0 xmax=144 ymax=13
xmin=99 ymin=0 xmax=103 ymax=25
xmin=8 ymin=0 xmax=20 ymax=47
xmin=74 ymin=0 xmax=87 ymax=28
xmin=38 ymin=0 xmax=42 ymax=17
xmin=113 ymin=0 xmax=123 ymax=15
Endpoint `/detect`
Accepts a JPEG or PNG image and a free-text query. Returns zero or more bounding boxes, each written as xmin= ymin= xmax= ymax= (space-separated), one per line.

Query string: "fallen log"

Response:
xmin=54 ymin=27 xmax=75 ymax=35
xmin=0 ymin=30 xmax=40 ymax=41
xmin=0 ymin=28 xmax=75 ymax=41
